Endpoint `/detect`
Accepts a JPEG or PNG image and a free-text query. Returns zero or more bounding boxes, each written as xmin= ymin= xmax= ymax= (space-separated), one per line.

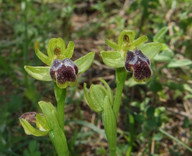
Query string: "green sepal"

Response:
xmin=105 ymin=39 xmax=120 ymax=50
xmin=84 ymin=83 xmax=103 ymax=112
xmin=64 ymin=41 xmax=75 ymax=59
xmin=19 ymin=118 xmax=48 ymax=136
xmin=36 ymin=114 xmax=50 ymax=131
xmin=24 ymin=66 xmax=52 ymax=81
xmin=34 ymin=42 xmax=51 ymax=65
xmin=103 ymin=96 xmax=117 ymax=154
xmin=118 ymin=30 xmax=135 ymax=46
xmin=100 ymin=51 xmax=124 ymax=68
xmin=47 ymin=38 xmax=66 ymax=61
xmin=74 ymin=52 xmax=95 ymax=74
xmin=137 ymin=42 xmax=163 ymax=59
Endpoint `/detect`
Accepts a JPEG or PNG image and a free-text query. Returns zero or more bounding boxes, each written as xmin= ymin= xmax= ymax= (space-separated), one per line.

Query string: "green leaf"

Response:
xmin=84 ymin=83 xmax=103 ymax=112
xmin=154 ymin=26 xmax=169 ymax=42
xmin=38 ymin=101 xmax=58 ymax=129
xmin=154 ymin=48 xmax=174 ymax=62
xmin=71 ymin=120 xmax=106 ymax=138
xmin=64 ymin=41 xmax=75 ymax=59
xmin=24 ymin=66 xmax=52 ymax=81
xmin=103 ymin=96 xmax=117 ymax=154
xmin=100 ymin=51 xmax=124 ymax=68
xmin=105 ymin=39 xmax=120 ymax=50
xmin=100 ymin=78 xmax=113 ymax=105
xmin=118 ymin=30 xmax=135 ymax=46
xmin=47 ymin=38 xmax=65 ymax=59
xmin=38 ymin=101 xmax=69 ymax=156
xmin=34 ymin=45 xmax=51 ymax=65
xmin=167 ymin=59 xmax=192 ymax=68
xmin=74 ymin=52 xmax=95 ymax=74
xmin=19 ymin=118 xmax=48 ymax=136
xmin=138 ymin=42 xmax=163 ymax=59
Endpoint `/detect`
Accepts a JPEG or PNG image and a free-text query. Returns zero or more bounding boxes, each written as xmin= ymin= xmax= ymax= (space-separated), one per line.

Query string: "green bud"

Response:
xmin=84 ymin=79 xmax=113 ymax=112
xmin=84 ymin=83 xmax=105 ymax=112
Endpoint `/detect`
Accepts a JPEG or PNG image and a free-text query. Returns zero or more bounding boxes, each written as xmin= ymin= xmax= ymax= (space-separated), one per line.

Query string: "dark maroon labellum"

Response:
xmin=125 ymin=49 xmax=151 ymax=81
xmin=50 ymin=58 xmax=78 ymax=84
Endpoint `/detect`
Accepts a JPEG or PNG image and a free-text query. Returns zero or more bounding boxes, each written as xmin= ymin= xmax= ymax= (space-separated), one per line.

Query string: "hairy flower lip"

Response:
xmin=125 ymin=49 xmax=151 ymax=81
xmin=20 ymin=112 xmax=37 ymax=124
xmin=50 ymin=58 xmax=78 ymax=85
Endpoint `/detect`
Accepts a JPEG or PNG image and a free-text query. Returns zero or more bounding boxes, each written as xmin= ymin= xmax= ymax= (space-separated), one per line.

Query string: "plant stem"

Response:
xmin=126 ymin=113 xmax=134 ymax=156
xmin=54 ymin=84 xmax=66 ymax=129
xmin=113 ymin=68 xmax=127 ymax=120
xmin=159 ymin=129 xmax=192 ymax=152
xmin=109 ymin=149 xmax=116 ymax=156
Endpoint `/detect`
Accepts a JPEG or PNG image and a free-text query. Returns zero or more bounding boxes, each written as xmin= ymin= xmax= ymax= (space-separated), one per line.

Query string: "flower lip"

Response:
xmin=125 ymin=50 xmax=151 ymax=81
xmin=20 ymin=112 xmax=37 ymax=123
xmin=50 ymin=58 xmax=78 ymax=85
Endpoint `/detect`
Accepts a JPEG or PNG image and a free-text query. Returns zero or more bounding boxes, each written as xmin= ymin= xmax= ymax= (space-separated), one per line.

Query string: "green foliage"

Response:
xmin=1 ymin=0 xmax=192 ymax=155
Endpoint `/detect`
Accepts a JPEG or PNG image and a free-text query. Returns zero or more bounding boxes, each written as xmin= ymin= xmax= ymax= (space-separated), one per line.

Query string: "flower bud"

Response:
xmin=125 ymin=49 xmax=151 ymax=81
xmin=84 ymin=79 xmax=113 ymax=112
xmin=50 ymin=58 xmax=78 ymax=88
xmin=19 ymin=112 xmax=50 ymax=136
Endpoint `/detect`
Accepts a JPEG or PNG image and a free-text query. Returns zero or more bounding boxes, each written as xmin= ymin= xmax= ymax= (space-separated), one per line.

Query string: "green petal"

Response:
xmin=47 ymin=38 xmax=65 ymax=60
xmin=19 ymin=118 xmax=48 ymax=136
xmin=131 ymin=35 xmax=148 ymax=48
xmin=105 ymin=39 xmax=120 ymax=50
xmin=137 ymin=42 xmax=163 ymax=60
xmin=24 ymin=66 xmax=52 ymax=81
xmin=64 ymin=41 xmax=75 ymax=59
xmin=74 ymin=52 xmax=95 ymax=74
xmin=34 ymin=42 xmax=51 ymax=65
xmin=100 ymin=51 xmax=124 ymax=68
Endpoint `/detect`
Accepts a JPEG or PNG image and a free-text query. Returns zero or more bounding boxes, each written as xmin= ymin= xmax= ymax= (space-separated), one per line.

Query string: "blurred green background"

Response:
xmin=0 ymin=0 xmax=192 ymax=155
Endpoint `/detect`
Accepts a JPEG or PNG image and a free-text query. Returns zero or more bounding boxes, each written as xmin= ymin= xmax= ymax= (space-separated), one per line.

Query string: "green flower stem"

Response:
xmin=113 ymin=68 xmax=127 ymax=120
xmin=126 ymin=114 xmax=135 ymax=156
xmin=54 ymin=84 xmax=66 ymax=129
